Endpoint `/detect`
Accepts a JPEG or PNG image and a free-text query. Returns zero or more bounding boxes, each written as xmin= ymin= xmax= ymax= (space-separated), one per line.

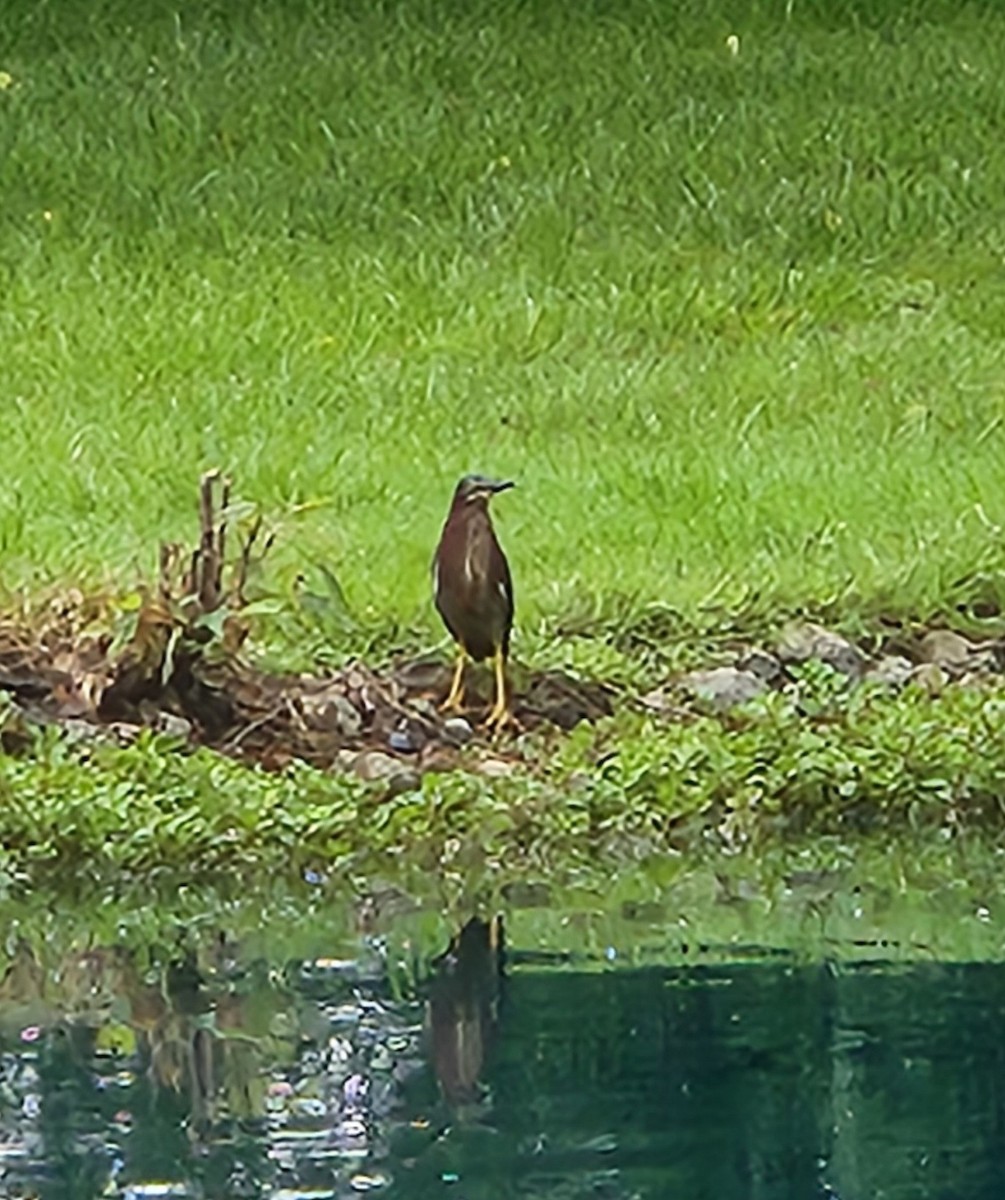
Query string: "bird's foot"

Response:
xmin=484 ymin=704 xmax=519 ymax=735
xmin=441 ymin=655 xmax=468 ymax=713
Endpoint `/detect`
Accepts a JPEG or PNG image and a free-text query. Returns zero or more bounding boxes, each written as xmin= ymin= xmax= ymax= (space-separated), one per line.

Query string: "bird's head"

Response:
xmin=452 ymin=474 xmax=515 ymax=509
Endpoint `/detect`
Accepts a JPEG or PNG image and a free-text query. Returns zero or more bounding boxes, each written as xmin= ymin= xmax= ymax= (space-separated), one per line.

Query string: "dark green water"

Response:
xmin=1 ymin=909 xmax=1004 ymax=1200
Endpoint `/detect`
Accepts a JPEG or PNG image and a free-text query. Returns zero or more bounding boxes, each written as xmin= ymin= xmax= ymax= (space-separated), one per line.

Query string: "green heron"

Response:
xmin=433 ymin=474 xmax=515 ymax=728
xmin=427 ymin=915 xmax=504 ymax=1106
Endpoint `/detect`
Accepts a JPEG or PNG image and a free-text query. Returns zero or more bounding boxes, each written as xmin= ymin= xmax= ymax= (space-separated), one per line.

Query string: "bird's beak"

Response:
xmin=463 ymin=478 xmax=515 ymax=504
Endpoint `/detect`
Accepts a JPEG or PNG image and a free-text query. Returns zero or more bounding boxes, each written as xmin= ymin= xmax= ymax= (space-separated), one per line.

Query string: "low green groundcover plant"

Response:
xmin=1 ymin=667 xmax=1003 ymax=884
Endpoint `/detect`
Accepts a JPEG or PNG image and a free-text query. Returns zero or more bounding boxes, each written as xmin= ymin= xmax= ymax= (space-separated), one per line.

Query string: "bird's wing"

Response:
xmin=496 ymin=538 xmax=513 ymax=612
xmin=489 ymin=536 xmax=514 ymax=656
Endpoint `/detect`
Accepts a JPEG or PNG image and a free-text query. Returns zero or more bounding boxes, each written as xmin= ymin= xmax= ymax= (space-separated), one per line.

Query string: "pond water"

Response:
xmin=1 ymin=882 xmax=1004 ymax=1200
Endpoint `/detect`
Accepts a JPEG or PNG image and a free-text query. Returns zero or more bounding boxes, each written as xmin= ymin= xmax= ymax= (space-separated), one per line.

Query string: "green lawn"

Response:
xmin=3 ymin=0 xmax=1005 ymax=663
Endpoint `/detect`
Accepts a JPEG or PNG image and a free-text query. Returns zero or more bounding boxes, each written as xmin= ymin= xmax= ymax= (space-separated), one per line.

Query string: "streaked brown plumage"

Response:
xmin=433 ymin=475 xmax=514 ymax=727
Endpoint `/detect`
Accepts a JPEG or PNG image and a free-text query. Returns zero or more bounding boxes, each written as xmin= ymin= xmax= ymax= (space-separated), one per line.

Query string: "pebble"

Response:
xmin=736 ymin=647 xmax=784 ymax=684
xmin=679 ymin=666 xmax=767 ymax=711
xmin=919 ymin=629 xmax=975 ymax=669
xmin=639 ymin=687 xmax=673 ymax=713
xmin=158 ymin=712 xmax=193 ymax=740
xmin=331 ymin=694 xmax=364 ymax=737
xmin=864 ymin=654 xmax=914 ymax=689
xmin=387 ymin=728 xmax=418 ymax=754
xmin=442 ymin=716 xmax=473 ymax=745
xmin=478 ymin=757 xmax=516 ymax=778
xmin=384 ymin=769 xmax=421 ymax=797
xmin=353 ymin=751 xmax=406 ymax=782
xmin=777 ymin=622 xmax=866 ymax=677
xmin=912 ymin=662 xmax=947 ymax=695
xmin=301 ymin=691 xmax=362 ymax=737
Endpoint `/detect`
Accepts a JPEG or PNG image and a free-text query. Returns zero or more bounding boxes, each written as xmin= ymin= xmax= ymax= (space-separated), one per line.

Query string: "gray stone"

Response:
xmin=478 ymin=757 xmax=516 ymax=778
xmin=352 ymin=752 xmax=421 ymax=796
xmin=383 ymin=768 xmax=422 ymax=798
xmin=918 ymin=629 xmax=974 ymax=668
xmin=301 ymin=691 xmax=362 ymax=737
xmin=680 ymin=666 xmax=767 ymax=711
xmin=958 ymin=670 xmax=995 ymax=689
xmin=158 ymin=711 xmax=193 ymax=740
xmin=442 ymin=716 xmax=474 ymax=746
xmin=864 ymin=654 xmax=914 ymax=689
xmin=777 ymin=622 xmax=866 ymax=677
xmin=736 ymin=647 xmax=784 ymax=684
xmin=354 ymin=751 xmax=408 ymax=782
xmin=639 ymin=688 xmax=673 ymax=713
xmin=911 ymin=662 xmax=947 ymax=695
xmin=393 ymin=660 xmax=451 ymax=692
xmin=333 ymin=749 xmax=358 ymax=772
xmin=387 ymin=728 xmax=419 ymax=754
xmin=331 ymin=694 xmax=364 ymax=736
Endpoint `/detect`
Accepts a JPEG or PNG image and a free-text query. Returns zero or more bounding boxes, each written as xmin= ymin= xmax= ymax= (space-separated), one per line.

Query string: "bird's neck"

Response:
xmin=446 ymin=505 xmax=494 ymax=583
xmin=448 ymin=502 xmax=492 ymax=534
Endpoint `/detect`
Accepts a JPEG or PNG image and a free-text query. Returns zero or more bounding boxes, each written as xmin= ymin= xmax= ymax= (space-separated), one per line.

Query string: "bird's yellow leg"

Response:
xmin=485 ymin=647 xmax=512 ymax=729
xmin=441 ymin=648 xmax=468 ymax=712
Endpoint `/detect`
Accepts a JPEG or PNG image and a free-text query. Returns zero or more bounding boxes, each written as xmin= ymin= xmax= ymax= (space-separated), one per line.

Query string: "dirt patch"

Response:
xmin=0 ymin=474 xmax=614 ymax=780
xmin=0 ymin=620 xmax=614 ymax=779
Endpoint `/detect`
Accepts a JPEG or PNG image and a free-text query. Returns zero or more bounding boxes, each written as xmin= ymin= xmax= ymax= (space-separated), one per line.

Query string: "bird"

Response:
xmin=427 ymin=915 xmax=504 ymax=1107
xmin=432 ymin=474 xmax=515 ymax=729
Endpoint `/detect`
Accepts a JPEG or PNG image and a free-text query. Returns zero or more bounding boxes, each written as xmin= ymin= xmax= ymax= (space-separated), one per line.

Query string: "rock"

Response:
xmin=346 ymin=752 xmax=420 ymax=795
xmin=524 ymin=671 xmax=615 ymax=728
xmin=57 ymin=717 xmax=119 ymax=745
xmin=442 ymin=716 xmax=473 ymax=746
xmin=333 ymin=694 xmax=365 ymax=736
xmin=478 ymin=757 xmax=516 ymax=778
xmin=158 ymin=711 xmax=193 ymax=740
xmin=354 ymin=751 xmax=410 ymax=783
xmin=917 ymin=629 xmax=999 ymax=678
xmin=301 ymin=691 xmax=362 ymax=738
xmin=410 ymin=697 xmax=440 ymax=721
xmin=736 ymin=647 xmax=784 ymax=684
xmin=419 ymin=744 xmax=459 ymax=774
xmin=911 ymin=662 xmax=947 ymax=695
xmin=334 ymin=749 xmax=358 ymax=772
xmin=387 ymin=728 xmax=419 ymax=754
xmin=864 ymin=654 xmax=914 ymax=689
xmin=918 ymin=630 xmax=974 ymax=669
xmin=639 ymin=688 xmax=673 ymax=713
xmin=393 ymin=659 xmax=451 ymax=693
xmin=679 ymin=667 xmax=766 ymax=712
xmin=383 ymin=769 xmax=421 ymax=798
xmin=958 ymin=670 xmax=995 ymax=690
xmin=777 ymin=622 xmax=866 ymax=677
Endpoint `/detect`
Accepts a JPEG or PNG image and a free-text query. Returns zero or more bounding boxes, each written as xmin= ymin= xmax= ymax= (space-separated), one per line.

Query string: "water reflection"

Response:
xmin=0 ymin=914 xmax=1004 ymax=1198
xmin=427 ymin=917 xmax=502 ymax=1109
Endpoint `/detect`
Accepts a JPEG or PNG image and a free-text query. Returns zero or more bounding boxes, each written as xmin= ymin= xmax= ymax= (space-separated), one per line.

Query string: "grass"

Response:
xmin=2 ymin=0 xmax=1005 ymax=664
xmin=4 ymin=0 xmax=1005 ymax=887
